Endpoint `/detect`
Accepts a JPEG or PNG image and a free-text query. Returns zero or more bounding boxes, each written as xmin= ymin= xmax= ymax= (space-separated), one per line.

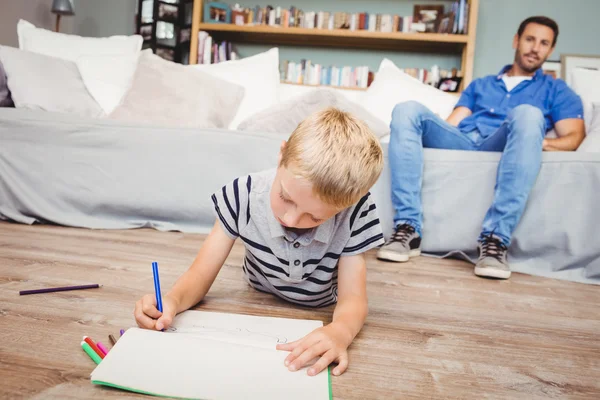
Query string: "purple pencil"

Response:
xmin=19 ymin=284 xmax=101 ymax=296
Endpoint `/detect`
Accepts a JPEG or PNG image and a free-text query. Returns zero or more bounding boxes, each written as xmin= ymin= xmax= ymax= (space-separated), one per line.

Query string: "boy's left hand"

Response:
xmin=276 ymin=322 xmax=351 ymax=376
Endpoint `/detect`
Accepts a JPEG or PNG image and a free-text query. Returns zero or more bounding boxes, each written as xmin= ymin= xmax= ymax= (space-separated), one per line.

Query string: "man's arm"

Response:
xmin=446 ymin=106 xmax=473 ymax=127
xmin=543 ymin=118 xmax=586 ymax=151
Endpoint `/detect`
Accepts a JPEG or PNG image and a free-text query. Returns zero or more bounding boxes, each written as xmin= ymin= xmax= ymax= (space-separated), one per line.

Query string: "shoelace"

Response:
xmin=480 ymin=234 xmax=507 ymax=262
xmin=389 ymin=223 xmax=415 ymax=245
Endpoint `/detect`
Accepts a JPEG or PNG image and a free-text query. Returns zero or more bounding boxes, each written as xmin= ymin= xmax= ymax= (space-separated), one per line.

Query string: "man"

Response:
xmin=377 ymin=16 xmax=585 ymax=279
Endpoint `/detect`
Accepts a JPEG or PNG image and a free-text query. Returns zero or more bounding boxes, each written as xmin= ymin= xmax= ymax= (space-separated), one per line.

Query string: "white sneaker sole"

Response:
xmin=377 ymin=249 xmax=421 ymax=263
xmin=474 ymin=266 xmax=511 ymax=279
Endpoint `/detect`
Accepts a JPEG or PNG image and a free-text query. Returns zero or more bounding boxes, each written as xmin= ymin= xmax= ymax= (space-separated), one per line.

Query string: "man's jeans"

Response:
xmin=388 ymin=101 xmax=545 ymax=246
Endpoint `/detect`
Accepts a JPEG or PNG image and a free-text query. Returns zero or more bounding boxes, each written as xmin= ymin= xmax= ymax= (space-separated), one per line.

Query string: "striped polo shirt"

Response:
xmin=211 ymin=168 xmax=384 ymax=307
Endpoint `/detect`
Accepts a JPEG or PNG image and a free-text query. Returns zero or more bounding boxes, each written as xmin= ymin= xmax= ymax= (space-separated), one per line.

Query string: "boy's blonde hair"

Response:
xmin=280 ymin=107 xmax=384 ymax=209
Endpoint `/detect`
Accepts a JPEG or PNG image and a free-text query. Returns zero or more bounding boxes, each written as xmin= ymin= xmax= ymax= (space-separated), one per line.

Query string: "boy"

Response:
xmin=134 ymin=107 xmax=385 ymax=377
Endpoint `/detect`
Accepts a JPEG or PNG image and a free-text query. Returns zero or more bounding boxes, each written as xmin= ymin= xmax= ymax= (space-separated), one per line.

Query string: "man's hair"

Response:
xmin=517 ymin=16 xmax=559 ymax=47
xmin=280 ymin=107 xmax=384 ymax=209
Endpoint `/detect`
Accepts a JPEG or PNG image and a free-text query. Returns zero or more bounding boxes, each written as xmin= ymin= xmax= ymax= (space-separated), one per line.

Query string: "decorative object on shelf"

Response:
xmin=203 ymin=2 xmax=231 ymax=24
xmin=542 ymin=60 xmax=561 ymax=79
xmin=136 ymin=0 xmax=194 ymax=64
xmin=51 ymin=0 xmax=74 ymax=33
xmin=230 ymin=4 xmax=248 ymax=26
xmin=413 ymin=5 xmax=444 ymax=33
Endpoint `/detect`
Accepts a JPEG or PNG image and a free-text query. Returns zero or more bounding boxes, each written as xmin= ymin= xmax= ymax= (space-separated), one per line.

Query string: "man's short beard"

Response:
xmin=514 ymin=50 xmax=544 ymax=73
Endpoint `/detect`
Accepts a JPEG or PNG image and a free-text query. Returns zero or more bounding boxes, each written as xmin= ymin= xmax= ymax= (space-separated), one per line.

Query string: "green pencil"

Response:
xmin=81 ymin=341 xmax=102 ymax=365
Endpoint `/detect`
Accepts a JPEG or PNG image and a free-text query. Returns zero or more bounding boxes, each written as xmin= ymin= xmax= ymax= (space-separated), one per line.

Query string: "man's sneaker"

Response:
xmin=474 ymin=234 xmax=511 ymax=279
xmin=377 ymin=223 xmax=421 ymax=262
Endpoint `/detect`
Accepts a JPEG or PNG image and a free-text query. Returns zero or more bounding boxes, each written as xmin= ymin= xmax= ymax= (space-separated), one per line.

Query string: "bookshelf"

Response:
xmin=189 ymin=0 xmax=479 ymax=89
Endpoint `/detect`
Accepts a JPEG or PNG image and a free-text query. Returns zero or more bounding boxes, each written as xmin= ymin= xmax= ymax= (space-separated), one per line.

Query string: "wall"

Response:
xmin=0 ymin=0 xmax=74 ymax=46
xmin=72 ymin=0 xmax=137 ymax=37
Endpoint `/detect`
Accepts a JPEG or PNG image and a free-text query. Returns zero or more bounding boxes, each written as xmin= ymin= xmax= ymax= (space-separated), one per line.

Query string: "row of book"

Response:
xmin=281 ymin=60 xmax=373 ymax=89
xmin=196 ymin=31 xmax=239 ymax=64
xmin=226 ymin=1 xmax=469 ymax=34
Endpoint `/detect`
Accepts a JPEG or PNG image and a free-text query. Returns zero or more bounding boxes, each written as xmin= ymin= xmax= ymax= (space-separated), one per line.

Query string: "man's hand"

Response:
xmin=445 ymin=106 xmax=472 ymax=127
xmin=276 ymin=322 xmax=352 ymax=376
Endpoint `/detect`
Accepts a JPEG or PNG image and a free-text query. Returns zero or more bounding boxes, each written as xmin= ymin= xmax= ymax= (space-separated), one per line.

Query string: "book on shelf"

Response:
xmin=281 ymin=60 xmax=373 ymax=89
xmin=197 ymin=31 xmax=238 ymax=64
xmin=213 ymin=1 xmax=470 ymax=35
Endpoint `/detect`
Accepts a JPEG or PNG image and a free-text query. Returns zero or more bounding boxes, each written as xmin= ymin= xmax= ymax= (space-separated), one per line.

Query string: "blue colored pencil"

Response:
xmin=152 ymin=261 xmax=163 ymax=313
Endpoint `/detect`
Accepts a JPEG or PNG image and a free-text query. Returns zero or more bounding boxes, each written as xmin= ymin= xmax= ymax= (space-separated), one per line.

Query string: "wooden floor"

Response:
xmin=0 ymin=221 xmax=599 ymax=399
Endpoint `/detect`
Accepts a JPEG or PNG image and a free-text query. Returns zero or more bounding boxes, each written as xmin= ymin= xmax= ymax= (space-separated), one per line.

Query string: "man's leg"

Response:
xmin=475 ymin=104 xmax=545 ymax=278
xmin=378 ymin=100 xmax=476 ymax=262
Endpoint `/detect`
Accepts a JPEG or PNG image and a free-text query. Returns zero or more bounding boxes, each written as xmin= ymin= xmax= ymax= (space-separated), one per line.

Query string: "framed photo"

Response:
xmin=542 ymin=60 xmax=561 ymax=79
xmin=413 ymin=5 xmax=445 ymax=33
xmin=561 ymin=54 xmax=600 ymax=86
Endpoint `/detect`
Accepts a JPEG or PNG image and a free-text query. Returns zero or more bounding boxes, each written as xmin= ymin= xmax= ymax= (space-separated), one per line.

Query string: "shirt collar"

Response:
xmin=265 ymin=194 xmax=334 ymax=245
xmin=496 ymin=64 xmax=544 ymax=81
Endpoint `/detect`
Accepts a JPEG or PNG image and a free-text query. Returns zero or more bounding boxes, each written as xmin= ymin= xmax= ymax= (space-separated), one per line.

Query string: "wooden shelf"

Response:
xmin=195 ymin=23 xmax=468 ymax=53
xmin=190 ymin=0 xmax=479 ymax=88
xmin=281 ymin=81 xmax=368 ymax=91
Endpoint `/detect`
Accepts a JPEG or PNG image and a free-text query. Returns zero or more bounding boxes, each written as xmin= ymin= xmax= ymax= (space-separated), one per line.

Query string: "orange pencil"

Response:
xmin=83 ymin=336 xmax=105 ymax=359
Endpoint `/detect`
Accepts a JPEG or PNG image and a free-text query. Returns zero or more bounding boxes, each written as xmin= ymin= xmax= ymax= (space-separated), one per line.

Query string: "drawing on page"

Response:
xmin=166 ymin=325 xmax=289 ymax=344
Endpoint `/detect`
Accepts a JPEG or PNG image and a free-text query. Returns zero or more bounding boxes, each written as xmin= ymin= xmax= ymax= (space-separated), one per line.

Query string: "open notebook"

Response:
xmin=90 ymin=310 xmax=331 ymax=399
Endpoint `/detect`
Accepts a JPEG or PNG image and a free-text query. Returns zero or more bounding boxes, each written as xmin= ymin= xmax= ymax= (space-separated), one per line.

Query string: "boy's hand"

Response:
xmin=134 ymin=294 xmax=179 ymax=331
xmin=276 ymin=323 xmax=352 ymax=377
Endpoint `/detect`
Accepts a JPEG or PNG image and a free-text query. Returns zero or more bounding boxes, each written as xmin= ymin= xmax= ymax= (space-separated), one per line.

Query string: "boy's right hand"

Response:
xmin=134 ymin=294 xmax=178 ymax=331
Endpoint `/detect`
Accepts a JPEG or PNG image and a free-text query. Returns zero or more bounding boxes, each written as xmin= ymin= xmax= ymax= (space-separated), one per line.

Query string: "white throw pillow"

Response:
xmin=17 ymin=19 xmax=143 ymax=115
xmin=362 ymin=58 xmax=458 ymax=126
xmin=76 ymin=53 xmax=141 ymax=115
xmin=193 ymin=48 xmax=280 ymax=129
xmin=570 ymin=67 xmax=600 ymax=131
xmin=578 ymin=103 xmax=600 ymax=152
xmin=278 ymin=82 xmax=366 ymax=104
xmin=17 ymin=19 xmax=142 ymax=61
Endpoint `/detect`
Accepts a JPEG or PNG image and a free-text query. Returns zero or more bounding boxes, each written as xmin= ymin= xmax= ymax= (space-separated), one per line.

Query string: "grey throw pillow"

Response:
xmin=0 ymin=59 xmax=13 ymax=107
xmin=237 ymin=88 xmax=390 ymax=138
xmin=0 ymin=45 xmax=103 ymax=116
xmin=110 ymin=50 xmax=245 ymax=129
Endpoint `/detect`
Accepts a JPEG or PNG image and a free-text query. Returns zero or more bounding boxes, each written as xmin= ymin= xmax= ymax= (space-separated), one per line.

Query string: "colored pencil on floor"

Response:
xmin=83 ymin=336 xmax=105 ymax=359
xmin=120 ymin=329 xmax=125 ymax=336
xmin=97 ymin=341 xmax=109 ymax=355
xmin=109 ymin=334 xmax=117 ymax=346
xmin=19 ymin=284 xmax=101 ymax=296
xmin=81 ymin=341 xmax=102 ymax=365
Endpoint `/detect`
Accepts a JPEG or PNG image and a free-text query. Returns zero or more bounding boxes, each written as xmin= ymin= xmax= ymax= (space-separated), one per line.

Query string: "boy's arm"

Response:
xmin=167 ymin=219 xmax=236 ymax=312
xmin=135 ymin=219 xmax=235 ymax=330
xmin=276 ymin=253 xmax=368 ymax=376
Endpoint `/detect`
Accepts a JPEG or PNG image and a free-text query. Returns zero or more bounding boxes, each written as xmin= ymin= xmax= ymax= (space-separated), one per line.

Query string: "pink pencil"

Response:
xmin=97 ymin=342 xmax=109 ymax=355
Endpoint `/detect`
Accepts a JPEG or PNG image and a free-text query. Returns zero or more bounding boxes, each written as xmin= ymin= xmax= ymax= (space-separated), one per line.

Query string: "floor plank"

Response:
xmin=1 ymin=221 xmax=599 ymax=399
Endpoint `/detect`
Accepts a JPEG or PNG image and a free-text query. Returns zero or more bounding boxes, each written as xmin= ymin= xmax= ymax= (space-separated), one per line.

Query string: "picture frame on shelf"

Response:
xmin=542 ymin=60 xmax=561 ymax=79
xmin=413 ymin=5 xmax=445 ymax=33
xmin=203 ymin=2 xmax=231 ymax=24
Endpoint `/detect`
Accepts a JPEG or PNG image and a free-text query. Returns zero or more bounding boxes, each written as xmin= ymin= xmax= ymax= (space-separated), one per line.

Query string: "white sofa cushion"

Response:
xmin=570 ymin=67 xmax=600 ymax=131
xmin=362 ymin=58 xmax=458 ymax=126
xmin=193 ymin=48 xmax=280 ymax=130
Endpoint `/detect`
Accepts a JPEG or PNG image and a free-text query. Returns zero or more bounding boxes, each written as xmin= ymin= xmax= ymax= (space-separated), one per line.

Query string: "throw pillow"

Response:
xmin=0 ymin=59 xmax=14 ymax=107
xmin=17 ymin=19 xmax=143 ymax=115
xmin=362 ymin=58 xmax=458 ymax=126
xmin=193 ymin=48 xmax=280 ymax=129
xmin=237 ymin=88 xmax=390 ymax=138
xmin=76 ymin=52 xmax=141 ymax=115
xmin=578 ymin=103 xmax=600 ymax=152
xmin=110 ymin=50 xmax=245 ymax=129
xmin=570 ymin=67 xmax=600 ymax=131
xmin=17 ymin=19 xmax=142 ymax=61
xmin=0 ymin=46 xmax=103 ymax=117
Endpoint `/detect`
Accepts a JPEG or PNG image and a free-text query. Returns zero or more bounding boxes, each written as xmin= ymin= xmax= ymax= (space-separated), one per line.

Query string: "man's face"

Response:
xmin=513 ymin=22 xmax=555 ymax=73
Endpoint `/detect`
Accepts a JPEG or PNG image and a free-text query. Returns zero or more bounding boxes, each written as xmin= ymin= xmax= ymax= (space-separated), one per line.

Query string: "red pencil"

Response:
xmin=83 ymin=336 xmax=105 ymax=359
